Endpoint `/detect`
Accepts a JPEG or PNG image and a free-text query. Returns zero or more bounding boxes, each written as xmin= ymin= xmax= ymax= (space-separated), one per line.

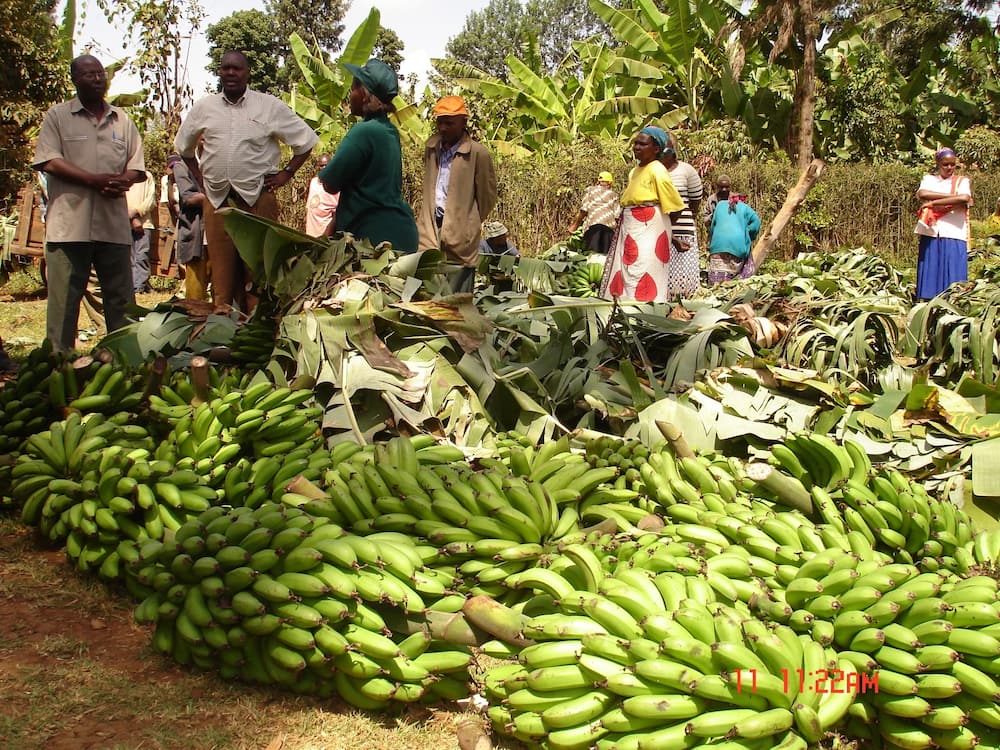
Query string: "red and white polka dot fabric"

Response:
xmin=600 ymin=204 xmax=673 ymax=302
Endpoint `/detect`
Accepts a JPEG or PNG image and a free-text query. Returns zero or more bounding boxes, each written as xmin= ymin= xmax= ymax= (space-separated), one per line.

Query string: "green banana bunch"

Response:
xmin=228 ymin=296 xmax=278 ymax=367
xmin=132 ymin=501 xmax=476 ymax=706
xmin=566 ymin=261 xmax=605 ymax=298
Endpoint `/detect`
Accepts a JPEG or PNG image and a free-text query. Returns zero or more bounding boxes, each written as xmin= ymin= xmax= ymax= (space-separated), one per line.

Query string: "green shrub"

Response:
xmin=956 ymin=126 xmax=1000 ymax=170
xmin=276 ymin=136 xmax=1000 ymax=268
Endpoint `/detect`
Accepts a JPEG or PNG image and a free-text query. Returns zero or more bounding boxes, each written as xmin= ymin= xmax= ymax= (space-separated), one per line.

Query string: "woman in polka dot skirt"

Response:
xmin=600 ymin=127 xmax=685 ymax=302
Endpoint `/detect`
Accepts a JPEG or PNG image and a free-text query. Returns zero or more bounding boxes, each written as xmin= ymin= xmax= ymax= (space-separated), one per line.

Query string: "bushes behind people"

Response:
xmin=277 ymin=138 xmax=1000 ymax=267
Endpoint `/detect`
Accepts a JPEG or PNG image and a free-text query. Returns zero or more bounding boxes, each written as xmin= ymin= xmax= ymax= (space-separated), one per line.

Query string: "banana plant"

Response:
xmin=436 ymin=39 xmax=667 ymax=151
xmin=286 ymin=9 xmax=427 ymax=149
xmin=587 ymin=0 xmax=748 ymax=130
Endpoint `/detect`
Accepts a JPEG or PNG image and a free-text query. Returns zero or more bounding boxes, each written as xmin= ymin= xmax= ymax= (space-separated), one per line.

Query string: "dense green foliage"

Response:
xmin=0 ymin=0 xmax=67 ymax=210
xmin=444 ymin=0 xmax=609 ymax=80
xmin=372 ymin=26 xmax=405 ymax=73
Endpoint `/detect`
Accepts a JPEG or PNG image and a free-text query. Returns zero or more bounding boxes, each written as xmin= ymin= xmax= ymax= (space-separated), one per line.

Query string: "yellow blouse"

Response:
xmin=620 ymin=161 xmax=685 ymax=214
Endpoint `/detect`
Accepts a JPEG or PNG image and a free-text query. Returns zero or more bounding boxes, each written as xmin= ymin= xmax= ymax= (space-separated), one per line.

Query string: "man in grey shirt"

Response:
xmin=33 ymin=54 xmax=146 ymax=352
xmin=174 ymin=50 xmax=317 ymax=310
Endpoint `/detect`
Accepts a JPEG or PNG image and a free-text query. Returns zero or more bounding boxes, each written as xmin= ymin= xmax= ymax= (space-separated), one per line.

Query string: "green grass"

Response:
xmin=0 ymin=267 xmax=179 ymax=364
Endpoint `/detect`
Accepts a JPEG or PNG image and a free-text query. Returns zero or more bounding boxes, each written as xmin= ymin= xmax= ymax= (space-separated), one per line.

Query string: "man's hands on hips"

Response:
xmin=263 ymin=170 xmax=292 ymax=192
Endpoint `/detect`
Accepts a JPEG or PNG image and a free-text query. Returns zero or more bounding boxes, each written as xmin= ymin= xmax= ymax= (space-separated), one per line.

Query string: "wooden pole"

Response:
xmin=747 ymin=158 xmax=825 ymax=274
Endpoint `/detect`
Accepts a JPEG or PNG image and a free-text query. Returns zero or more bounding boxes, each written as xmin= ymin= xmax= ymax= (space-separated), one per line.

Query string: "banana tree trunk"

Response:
xmin=746 ymin=158 xmax=825 ymax=272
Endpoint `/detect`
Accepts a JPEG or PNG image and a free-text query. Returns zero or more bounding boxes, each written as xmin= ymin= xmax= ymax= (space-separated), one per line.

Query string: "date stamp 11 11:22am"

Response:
xmin=735 ymin=668 xmax=879 ymax=694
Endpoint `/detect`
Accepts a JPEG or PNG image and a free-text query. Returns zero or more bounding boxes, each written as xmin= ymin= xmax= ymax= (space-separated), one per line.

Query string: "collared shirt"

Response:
xmin=33 ymin=97 xmax=144 ymax=245
xmin=174 ymin=89 xmax=318 ymax=209
xmin=580 ymin=184 xmax=620 ymax=231
xmin=434 ymin=139 xmax=462 ymax=214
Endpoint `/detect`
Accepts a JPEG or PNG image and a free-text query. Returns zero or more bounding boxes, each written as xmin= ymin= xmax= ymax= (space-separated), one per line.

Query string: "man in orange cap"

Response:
xmin=416 ymin=95 xmax=497 ymax=293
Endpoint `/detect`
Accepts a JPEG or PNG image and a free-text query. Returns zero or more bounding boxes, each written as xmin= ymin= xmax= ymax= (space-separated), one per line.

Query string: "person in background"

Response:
xmin=175 ymin=50 xmax=318 ymax=310
xmin=125 ymin=168 xmax=156 ymax=293
xmin=701 ymin=174 xmax=732 ymax=226
xmin=0 ymin=339 xmax=15 ymax=373
xmin=568 ymin=171 xmax=619 ymax=254
xmin=661 ymin=132 xmax=703 ymax=297
xmin=320 ymin=59 xmax=418 ymax=253
xmin=479 ymin=221 xmax=520 ymax=258
xmin=160 ymin=156 xmax=179 ymax=227
xmin=707 ymin=184 xmax=761 ymax=284
xmin=32 ymin=54 xmax=145 ymax=353
xmin=305 ymin=153 xmax=339 ymax=237
xmin=171 ymin=152 xmax=211 ymax=301
xmin=915 ymin=148 xmax=973 ymax=300
xmin=415 ymin=95 xmax=498 ymax=293
xmin=600 ymin=126 xmax=685 ymax=302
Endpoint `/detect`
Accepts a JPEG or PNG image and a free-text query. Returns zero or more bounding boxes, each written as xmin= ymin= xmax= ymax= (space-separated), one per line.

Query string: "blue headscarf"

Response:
xmin=935 ymin=148 xmax=956 ymax=162
xmin=640 ymin=126 xmax=669 ymax=154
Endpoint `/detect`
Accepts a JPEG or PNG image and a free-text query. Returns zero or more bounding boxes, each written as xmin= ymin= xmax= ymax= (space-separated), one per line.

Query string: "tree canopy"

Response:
xmin=372 ymin=26 xmax=405 ymax=73
xmin=206 ymin=0 xmax=349 ymax=94
xmin=97 ymin=0 xmax=204 ymax=128
xmin=444 ymin=0 xmax=608 ymax=80
xmin=0 ymin=0 xmax=66 ymax=208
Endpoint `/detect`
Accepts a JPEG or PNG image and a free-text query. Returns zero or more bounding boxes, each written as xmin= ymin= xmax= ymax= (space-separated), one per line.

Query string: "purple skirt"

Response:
xmin=916 ymin=236 xmax=968 ymax=300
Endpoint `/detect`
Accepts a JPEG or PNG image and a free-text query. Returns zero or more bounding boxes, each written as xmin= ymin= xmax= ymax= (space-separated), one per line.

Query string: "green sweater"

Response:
xmin=319 ymin=113 xmax=418 ymax=252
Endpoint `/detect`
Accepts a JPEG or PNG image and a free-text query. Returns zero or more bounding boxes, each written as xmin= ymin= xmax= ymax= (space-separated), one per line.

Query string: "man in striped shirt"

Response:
xmin=569 ymin=171 xmax=619 ymax=254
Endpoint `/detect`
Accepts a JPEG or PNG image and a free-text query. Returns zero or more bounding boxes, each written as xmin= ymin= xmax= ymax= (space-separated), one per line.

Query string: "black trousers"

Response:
xmin=583 ymin=224 xmax=614 ymax=254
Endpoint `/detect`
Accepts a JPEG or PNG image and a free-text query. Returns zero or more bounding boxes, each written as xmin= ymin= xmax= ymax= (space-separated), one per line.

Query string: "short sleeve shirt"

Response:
xmin=33 ymin=98 xmax=144 ymax=245
xmin=174 ymin=90 xmax=318 ymax=208
xmin=666 ymin=161 xmax=704 ymax=235
xmin=919 ymin=174 xmax=971 ymax=240
xmin=620 ymin=161 xmax=685 ymax=215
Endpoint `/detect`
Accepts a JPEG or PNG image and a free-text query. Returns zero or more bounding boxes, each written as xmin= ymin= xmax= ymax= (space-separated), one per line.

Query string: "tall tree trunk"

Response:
xmin=796 ymin=0 xmax=818 ymax=169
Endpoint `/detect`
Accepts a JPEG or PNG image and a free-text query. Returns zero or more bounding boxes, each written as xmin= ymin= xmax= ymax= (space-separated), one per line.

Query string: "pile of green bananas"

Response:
xmin=8 ymin=344 xmax=1000 ymax=748
xmin=763 ymin=432 xmax=975 ymax=569
xmin=478 ymin=521 xmax=1000 ymax=749
xmin=124 ymin=502 xmax=473 ymax=706
xmin=567 ymin=262 xmax=605 ymax=298
xmin=0 ymin=342 xmax=57 ymax=455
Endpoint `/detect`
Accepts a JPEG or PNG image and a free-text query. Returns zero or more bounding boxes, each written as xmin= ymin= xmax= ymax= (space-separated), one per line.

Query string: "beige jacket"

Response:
xmin=416 ymin=132 xmax=498 ymax=266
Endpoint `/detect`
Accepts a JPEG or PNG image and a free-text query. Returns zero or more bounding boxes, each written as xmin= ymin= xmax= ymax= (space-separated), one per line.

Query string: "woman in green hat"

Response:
xmin=319 ymin=59 xmax=418 ymax=252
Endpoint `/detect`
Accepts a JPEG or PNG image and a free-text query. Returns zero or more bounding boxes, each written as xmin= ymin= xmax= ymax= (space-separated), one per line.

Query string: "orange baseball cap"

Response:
xmin=433 ymin=95 xmax=470 ymax=117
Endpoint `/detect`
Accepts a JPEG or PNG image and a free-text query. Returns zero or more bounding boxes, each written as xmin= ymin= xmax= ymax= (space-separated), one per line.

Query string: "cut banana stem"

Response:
xmin=745 ymin=462 xmax=814 ymax=516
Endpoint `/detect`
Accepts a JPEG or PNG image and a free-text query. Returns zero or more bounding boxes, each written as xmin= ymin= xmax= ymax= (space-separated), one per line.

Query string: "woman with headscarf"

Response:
xmin=915 ymin=148 xmax=972 ymax=300
xmin=599 ymin=127 xmax=685 ymax=302
xmin=319 ymin=59 xmax=418 ymax=252
xmin=707 ymin=184 xmax=761 ymax=285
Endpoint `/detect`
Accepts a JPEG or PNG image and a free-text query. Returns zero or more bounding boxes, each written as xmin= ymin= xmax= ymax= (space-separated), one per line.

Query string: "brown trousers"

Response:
xmin=203 ymin=190 xmax=278 ymax=310
xmin=183 ymin=256 xmax=211 ymax=301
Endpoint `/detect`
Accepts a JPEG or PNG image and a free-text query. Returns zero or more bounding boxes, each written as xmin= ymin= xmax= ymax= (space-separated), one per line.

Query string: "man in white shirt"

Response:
xmin=174 ymin=50 xmax=317 ymax=309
